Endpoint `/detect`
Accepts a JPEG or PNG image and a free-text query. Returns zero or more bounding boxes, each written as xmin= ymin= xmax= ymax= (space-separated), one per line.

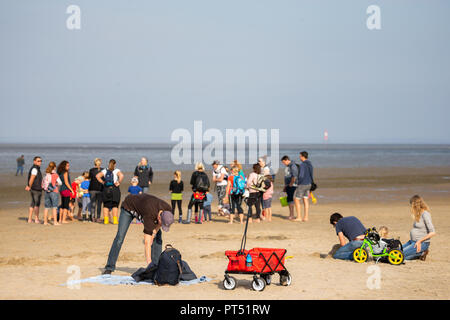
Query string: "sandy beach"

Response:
xmin=0 ymin=167 xmax=449 ymax=300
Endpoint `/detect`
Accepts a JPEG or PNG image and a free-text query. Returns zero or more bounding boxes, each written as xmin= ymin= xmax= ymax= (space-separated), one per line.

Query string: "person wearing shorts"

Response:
xmin=42 ymin=161 xmax=62 ymax=225
xmin=96 ymin=159 xmax=124 ymax=225
xmin=281 ymin=155 xmax=299 ymax=221
xmin=25 ymin=156 xmax=43 ymax=224
xmin=296 ymin=151 xmax=314 ymax=222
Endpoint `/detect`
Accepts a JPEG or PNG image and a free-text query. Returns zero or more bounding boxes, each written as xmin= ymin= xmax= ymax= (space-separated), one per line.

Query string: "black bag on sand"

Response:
xmin=154 ymin=244 xmax=183 ymax=286
xmin=131 ymin=262 xmax=158 ymax=282
xmin=132 ymin=245 xmax=198 ymax=284
xmin=180 ymin=260 xmax=197 ymax=281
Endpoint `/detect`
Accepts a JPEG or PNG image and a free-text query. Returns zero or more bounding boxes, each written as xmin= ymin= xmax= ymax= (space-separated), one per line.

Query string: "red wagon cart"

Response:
xmin=223 ymin=211 xmax=292 ymax=291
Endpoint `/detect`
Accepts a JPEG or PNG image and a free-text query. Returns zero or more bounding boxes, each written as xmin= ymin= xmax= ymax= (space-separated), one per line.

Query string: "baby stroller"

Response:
xmin=223 ymin=212 xmax=291 ymax=291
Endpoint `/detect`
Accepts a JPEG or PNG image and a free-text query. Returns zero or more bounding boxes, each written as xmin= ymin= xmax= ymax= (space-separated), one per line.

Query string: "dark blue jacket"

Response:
xmin=298 ymin=160 xmax=313 ymax=185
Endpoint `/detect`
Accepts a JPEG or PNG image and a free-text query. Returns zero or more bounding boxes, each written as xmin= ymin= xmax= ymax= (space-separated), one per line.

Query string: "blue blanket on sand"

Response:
xmin=62 ymin=275 xmax=211 ymax=287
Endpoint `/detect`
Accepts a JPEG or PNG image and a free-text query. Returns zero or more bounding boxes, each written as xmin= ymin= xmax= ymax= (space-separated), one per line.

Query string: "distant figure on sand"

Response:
xmin=225 ymin=166 xmax=245 ymax=224
xmin=169 ymin=171 xmax=183 ymax=223
xmin=134 ymin=157 xmax=153 ymax=194
xmin=96 ymin=159 xmax=124 ymax=225
xmin=246 ymin=163 xmax=263 ymax=223
xmin=281 ymin=155 xmax=299 ymax=220
xmin=25 ymin=156 xmax=43 ymax=224
xmin=185 ymin=162 xmax=209 ymax=224
xmin=403 ymin=195 xmax=436 ymax=261
xmin=16 ymin=155 xmax=25 ymax=176
xmin=212 ymin=160 xmax=228 ymax=215
xmin=102 ymin=194 xmax=174 ymax=275
xmin=296 ymin=151 xmax=314 ymax=222
xmin=261 ymin=167 xmax=274 ymax=222
xmin=57 ymin=160 xmax=73 ymax=224
xmin=128 ymin=177 xmax=143 ymax=195
xmin=42 ymin=161 xmax=62 ymax=225
xmin=330 ymin=213 xmax=366 ymax=260
xmin=88 ymin=158 xmax=103 ymax=223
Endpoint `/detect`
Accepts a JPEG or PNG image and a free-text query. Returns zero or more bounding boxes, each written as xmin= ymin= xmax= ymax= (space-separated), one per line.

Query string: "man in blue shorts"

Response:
xmin=330 ymin=212 xmax=367 ymax=260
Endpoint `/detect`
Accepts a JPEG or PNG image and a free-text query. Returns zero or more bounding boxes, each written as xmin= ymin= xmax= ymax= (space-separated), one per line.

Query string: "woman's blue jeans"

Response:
xmin=402 ymin=240 xmax=430 ymax=260
xmin=105 ymin=208 xmax=162 ymax=272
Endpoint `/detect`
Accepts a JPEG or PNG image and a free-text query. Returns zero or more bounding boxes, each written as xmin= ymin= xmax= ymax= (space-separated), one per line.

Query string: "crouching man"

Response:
xmin=103 ymin=193 xmax=174 ymax=275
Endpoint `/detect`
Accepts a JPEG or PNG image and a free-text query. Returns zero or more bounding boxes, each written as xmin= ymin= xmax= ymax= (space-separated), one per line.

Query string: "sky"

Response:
xmin=0 ymin=0 xmax=449 ymax=144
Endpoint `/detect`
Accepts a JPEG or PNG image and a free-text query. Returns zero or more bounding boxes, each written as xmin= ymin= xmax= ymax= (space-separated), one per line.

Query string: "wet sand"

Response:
xmin=0 ymin=167 xmax=449 ymax=299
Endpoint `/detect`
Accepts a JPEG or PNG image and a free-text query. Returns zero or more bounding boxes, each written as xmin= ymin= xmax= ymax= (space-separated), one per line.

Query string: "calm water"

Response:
xmin=1 ymin=143 xmax=450 ymax=174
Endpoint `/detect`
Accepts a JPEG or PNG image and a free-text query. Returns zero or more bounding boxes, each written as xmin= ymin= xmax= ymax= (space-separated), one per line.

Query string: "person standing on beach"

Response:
xmin=403 ymin=195 xmax=436 ymax=261
xmin=134 ymin=157 xmax=153 ymax=194
xmin=16 ymin=155 xmax=25 ymax=176
xmin=258 ymin=156 xmax=275 ymax=181
xmin=169 ymin=171 xmax=184 ymax=223
xmin=42 ymin=161 xmax=62 ymax=225
xmin=281 ymin=155 xmax=299 ymax=220
xmin=246 ymin=163 xmax=263 ymax=223
xmin=57 ymin=160 xmax=73 ymax=224
xmin=330 ymin=213 xmax=366 ymax=260
xmin=185 ymin=162 xmax=209 ymax=224
xmin=103 ymin=193 xmax=174 ymax=275
xmin=225 ymin=166 xmax=245 ymax=224
xmin=25 ymin=156 xmax=43 ymax=224
xmin=96 ymin=159 xmax=124 ymax=225
xmin=295 ymin=151 xmax=314 ymax=222
xmin=88 ymin=158 xmax=103 ymax=223
xmin=212 ymin=160 xmax=228 ymax=215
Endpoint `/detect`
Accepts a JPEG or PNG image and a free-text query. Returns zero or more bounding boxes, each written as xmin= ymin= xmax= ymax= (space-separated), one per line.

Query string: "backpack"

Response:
xmin=195 ymin=172 xmax=209 ymax=192
xmin=231 ymin=175 xmax=246 ymax=195
xmin=45 ymin=174 xmax=57 ymax=192
xmin=104 ymin=169 xmax=114 ymax=187
xmin=154 ymin=245 xmax=183 ymax=286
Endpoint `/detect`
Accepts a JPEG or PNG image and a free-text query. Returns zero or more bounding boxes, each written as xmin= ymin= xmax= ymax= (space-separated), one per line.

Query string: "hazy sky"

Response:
xmin=1 ymin=0 xmax=449 ymax=144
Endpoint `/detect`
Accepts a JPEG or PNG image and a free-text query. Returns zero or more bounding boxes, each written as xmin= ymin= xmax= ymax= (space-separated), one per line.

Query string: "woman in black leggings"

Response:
xmin=169 ymin=171 xmax=184 ymax=223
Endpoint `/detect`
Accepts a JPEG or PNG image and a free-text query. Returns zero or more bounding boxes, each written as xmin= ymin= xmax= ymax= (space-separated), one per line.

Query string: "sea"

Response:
xmin=1 ymin=143 xmax=450 ymax=174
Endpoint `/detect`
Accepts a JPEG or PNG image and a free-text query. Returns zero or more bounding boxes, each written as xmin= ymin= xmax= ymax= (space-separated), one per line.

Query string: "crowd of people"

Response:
xmin=20 ymin=150 xmax=436 ymax=263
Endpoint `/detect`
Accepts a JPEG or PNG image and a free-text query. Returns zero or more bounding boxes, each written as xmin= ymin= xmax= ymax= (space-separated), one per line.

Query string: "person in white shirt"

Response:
xmin=212 ymin=160 xmax=228 ymax=215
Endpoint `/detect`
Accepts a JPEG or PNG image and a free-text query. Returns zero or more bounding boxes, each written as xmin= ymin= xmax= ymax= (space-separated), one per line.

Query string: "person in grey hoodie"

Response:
xmin=295 ymin=151 xmax=314 ymax=222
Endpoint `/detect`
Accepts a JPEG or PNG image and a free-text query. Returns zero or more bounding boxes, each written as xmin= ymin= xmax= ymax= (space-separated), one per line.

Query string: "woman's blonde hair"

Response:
xmin=409 ymin=195 xmax=430 ymax=222
xmin=231 ymin=160 xmax=243 ymax=171
xmin=174 ymin=170 xmax=181 ymax=183
xmin=195 ymin=162 xmax=204 ymax=171
xmin=94 ymin=158 xmax=102 ymax=166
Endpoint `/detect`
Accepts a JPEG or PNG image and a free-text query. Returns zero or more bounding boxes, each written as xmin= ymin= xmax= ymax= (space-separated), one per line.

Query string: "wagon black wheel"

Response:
xmin=263 ymin=274 xmax=272 ymax=285
xmin=280 ymin=272 xmax=292 ymax=286
xmin=223 ymin=276 xmax=237 ymax=290
xmin=251 ymin=278 xmax=266 ymax=291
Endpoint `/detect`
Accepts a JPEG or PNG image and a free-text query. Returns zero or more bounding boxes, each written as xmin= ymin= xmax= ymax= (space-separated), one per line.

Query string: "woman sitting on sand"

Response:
xmin=57 ymin=160 xmax=73 ymax=224
xmin=403 ymin=195 xmax=436 ymax=261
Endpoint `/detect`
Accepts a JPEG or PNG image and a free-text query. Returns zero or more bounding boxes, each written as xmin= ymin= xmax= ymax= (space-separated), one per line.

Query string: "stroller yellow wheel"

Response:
xmin=388 ymin=249 xmax=404 ymax=265
xmin=353 ymin=248 xmax=368 ymax=263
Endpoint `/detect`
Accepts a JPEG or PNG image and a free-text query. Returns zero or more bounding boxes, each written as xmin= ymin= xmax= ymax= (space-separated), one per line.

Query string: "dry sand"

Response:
xmin=0 ymin=167 xmax=449 ymax=300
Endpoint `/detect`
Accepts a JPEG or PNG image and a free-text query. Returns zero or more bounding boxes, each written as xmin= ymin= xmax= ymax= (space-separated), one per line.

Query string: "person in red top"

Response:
xmin=69 ymin=177 xmax=83 ymax=221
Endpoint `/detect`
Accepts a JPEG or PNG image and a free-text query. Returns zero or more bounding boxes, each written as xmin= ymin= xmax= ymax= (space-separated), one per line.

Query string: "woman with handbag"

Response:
xmin=57 ymin=160 xmax=73 ymax=224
